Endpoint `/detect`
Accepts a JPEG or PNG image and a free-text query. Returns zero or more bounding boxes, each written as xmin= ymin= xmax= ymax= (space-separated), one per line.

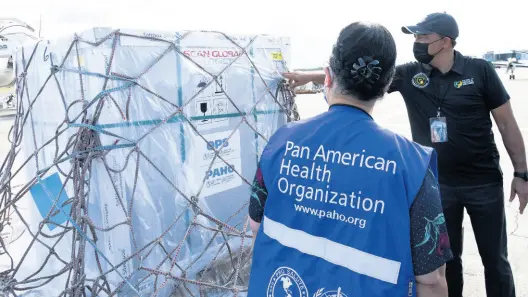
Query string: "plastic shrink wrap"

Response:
xmin=0 ymin=28 xmax=295 ymax=297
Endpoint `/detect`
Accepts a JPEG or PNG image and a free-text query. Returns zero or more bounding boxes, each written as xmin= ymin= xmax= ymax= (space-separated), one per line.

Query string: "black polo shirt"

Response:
xmin=389 ymin=51 xmax=510 ymax=186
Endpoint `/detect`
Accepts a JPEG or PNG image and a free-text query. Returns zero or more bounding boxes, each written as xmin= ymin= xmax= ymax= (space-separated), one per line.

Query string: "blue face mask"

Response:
xmin=323 ymin=88 xmax=328 ymax=103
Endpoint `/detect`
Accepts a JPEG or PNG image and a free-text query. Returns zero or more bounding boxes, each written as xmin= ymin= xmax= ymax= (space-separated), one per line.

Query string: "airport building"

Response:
xmin=484 ymin=50 xmax=528 ymax=62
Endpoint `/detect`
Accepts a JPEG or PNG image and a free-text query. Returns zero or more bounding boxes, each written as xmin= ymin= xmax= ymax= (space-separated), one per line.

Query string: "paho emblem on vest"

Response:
xmin=267 ymin=266 xmax=348 ymax=297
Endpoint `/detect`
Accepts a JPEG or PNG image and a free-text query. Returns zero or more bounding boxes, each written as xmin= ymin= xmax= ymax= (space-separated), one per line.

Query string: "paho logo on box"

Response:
xmin=205 ymin=164 xmax=235 ymax=179
xmin=207 ymin=138 xmax=229 ymax=151
xmin=197 ymin=130 xmax=242 ymax=196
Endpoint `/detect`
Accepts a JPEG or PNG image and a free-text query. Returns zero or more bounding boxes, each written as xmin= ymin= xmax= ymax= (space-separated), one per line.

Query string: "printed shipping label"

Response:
xmin=191 ymin=72 xmax=231 ymax=130
xmin=271 ymin=51 xmax=283 ymax=61
xmin=191 ymin=130 xmax=243 ymax=197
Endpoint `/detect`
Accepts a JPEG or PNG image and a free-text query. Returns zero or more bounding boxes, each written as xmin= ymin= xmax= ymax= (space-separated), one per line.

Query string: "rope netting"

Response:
xmin=0 ymin=29 xmax=299 ymax=297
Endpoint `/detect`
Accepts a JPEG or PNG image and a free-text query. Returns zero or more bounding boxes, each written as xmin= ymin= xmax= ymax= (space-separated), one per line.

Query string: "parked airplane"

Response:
xmin=485 ymin=50 xmax=528 ymax=69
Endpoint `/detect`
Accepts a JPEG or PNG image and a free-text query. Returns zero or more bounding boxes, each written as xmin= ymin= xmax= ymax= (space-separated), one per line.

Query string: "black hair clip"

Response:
xmin=351 ymin=56 xmax=382 ymax=84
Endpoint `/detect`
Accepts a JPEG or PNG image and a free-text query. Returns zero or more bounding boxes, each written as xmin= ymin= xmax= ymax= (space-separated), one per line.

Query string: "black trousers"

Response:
xmin=440 ymin=182 xmax=516 ymax=297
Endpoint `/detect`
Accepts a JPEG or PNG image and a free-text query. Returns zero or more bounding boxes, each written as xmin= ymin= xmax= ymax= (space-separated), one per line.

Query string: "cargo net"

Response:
xmin=0 ymin=30 xmax=299 ymax=297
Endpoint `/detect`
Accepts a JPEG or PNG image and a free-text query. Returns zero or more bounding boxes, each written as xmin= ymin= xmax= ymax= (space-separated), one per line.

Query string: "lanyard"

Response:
xmin=436 ymin=84 xmax=450 ymax=117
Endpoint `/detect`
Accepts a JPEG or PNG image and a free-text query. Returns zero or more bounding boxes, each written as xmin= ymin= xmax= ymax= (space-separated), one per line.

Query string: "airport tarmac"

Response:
xmin=296 ymin=68 xmax=528 ymax=297
xmin=0 ymin=66 xmax=525 ymax=296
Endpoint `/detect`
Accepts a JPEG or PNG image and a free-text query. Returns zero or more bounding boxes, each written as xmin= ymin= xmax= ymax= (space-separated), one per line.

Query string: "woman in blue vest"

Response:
xmin=247 ymin=22 xmax=453 ymax=297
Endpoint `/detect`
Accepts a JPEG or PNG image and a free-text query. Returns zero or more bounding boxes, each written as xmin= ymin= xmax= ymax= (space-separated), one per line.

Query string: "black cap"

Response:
xmin=402 ymin=12 xmax=459 ymax=40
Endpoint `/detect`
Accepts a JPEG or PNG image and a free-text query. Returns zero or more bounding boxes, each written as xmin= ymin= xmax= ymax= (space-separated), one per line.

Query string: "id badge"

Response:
xmin=430 ymin=117 xmax=448 ymax=143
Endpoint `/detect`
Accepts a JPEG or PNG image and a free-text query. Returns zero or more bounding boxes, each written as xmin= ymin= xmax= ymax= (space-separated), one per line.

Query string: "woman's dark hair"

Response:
xmin=329 ymin=22 xmax=397 ymax=102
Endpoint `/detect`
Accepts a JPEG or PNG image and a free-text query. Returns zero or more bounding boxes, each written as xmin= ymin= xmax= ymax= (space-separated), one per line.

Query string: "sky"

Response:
xmin=2 ymin=0 xmax=528 ymax=69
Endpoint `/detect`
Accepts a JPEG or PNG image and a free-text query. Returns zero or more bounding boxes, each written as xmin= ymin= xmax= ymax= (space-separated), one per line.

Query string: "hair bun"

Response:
xmin=328 ymin=22 xmax=397 ymax=101
xmin=350 ymin=56 xmax=382 ymax=88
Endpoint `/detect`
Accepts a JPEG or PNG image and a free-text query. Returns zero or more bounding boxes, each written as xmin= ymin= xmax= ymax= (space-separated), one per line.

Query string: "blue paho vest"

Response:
xmin=248 ymin=105 xmax=438 ymax=297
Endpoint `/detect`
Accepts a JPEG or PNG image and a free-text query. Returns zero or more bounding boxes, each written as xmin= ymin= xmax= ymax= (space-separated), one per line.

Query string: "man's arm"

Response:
xmin=483 ymin=60 xmax=527 ymax=172
xmin=410 ymin=167 xmax=452 ymax=297
xmin=282 ymin=71 xmax=325 ymax=88
xmin=302 ymin=72 xmax=325 ymax=85
xmin=283 ymin=63 xmax=409 ymax=92
xmin=387 ymin=64 xmax=407 ymax=94
xmin=492 ymin=101 xmax=528 ymax=213
xmin=491 ymin=101 xmax=527 ymax=172
xmin=482 ymin=60 xmax=528 ymax=213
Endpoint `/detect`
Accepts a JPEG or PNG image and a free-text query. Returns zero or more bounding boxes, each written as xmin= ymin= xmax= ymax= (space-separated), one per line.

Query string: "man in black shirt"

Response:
xmin=394 ymin=13 xmax=527 ymax=297
xmin=283 ymin=12 xmax=528 ymax=297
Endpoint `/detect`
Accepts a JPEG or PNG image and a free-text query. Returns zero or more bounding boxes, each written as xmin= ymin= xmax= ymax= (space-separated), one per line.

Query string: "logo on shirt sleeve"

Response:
xmin=453 ymin=78 xmax=474 ymax=88
xmin=412 ymin=72 xmax=430 ymax=88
